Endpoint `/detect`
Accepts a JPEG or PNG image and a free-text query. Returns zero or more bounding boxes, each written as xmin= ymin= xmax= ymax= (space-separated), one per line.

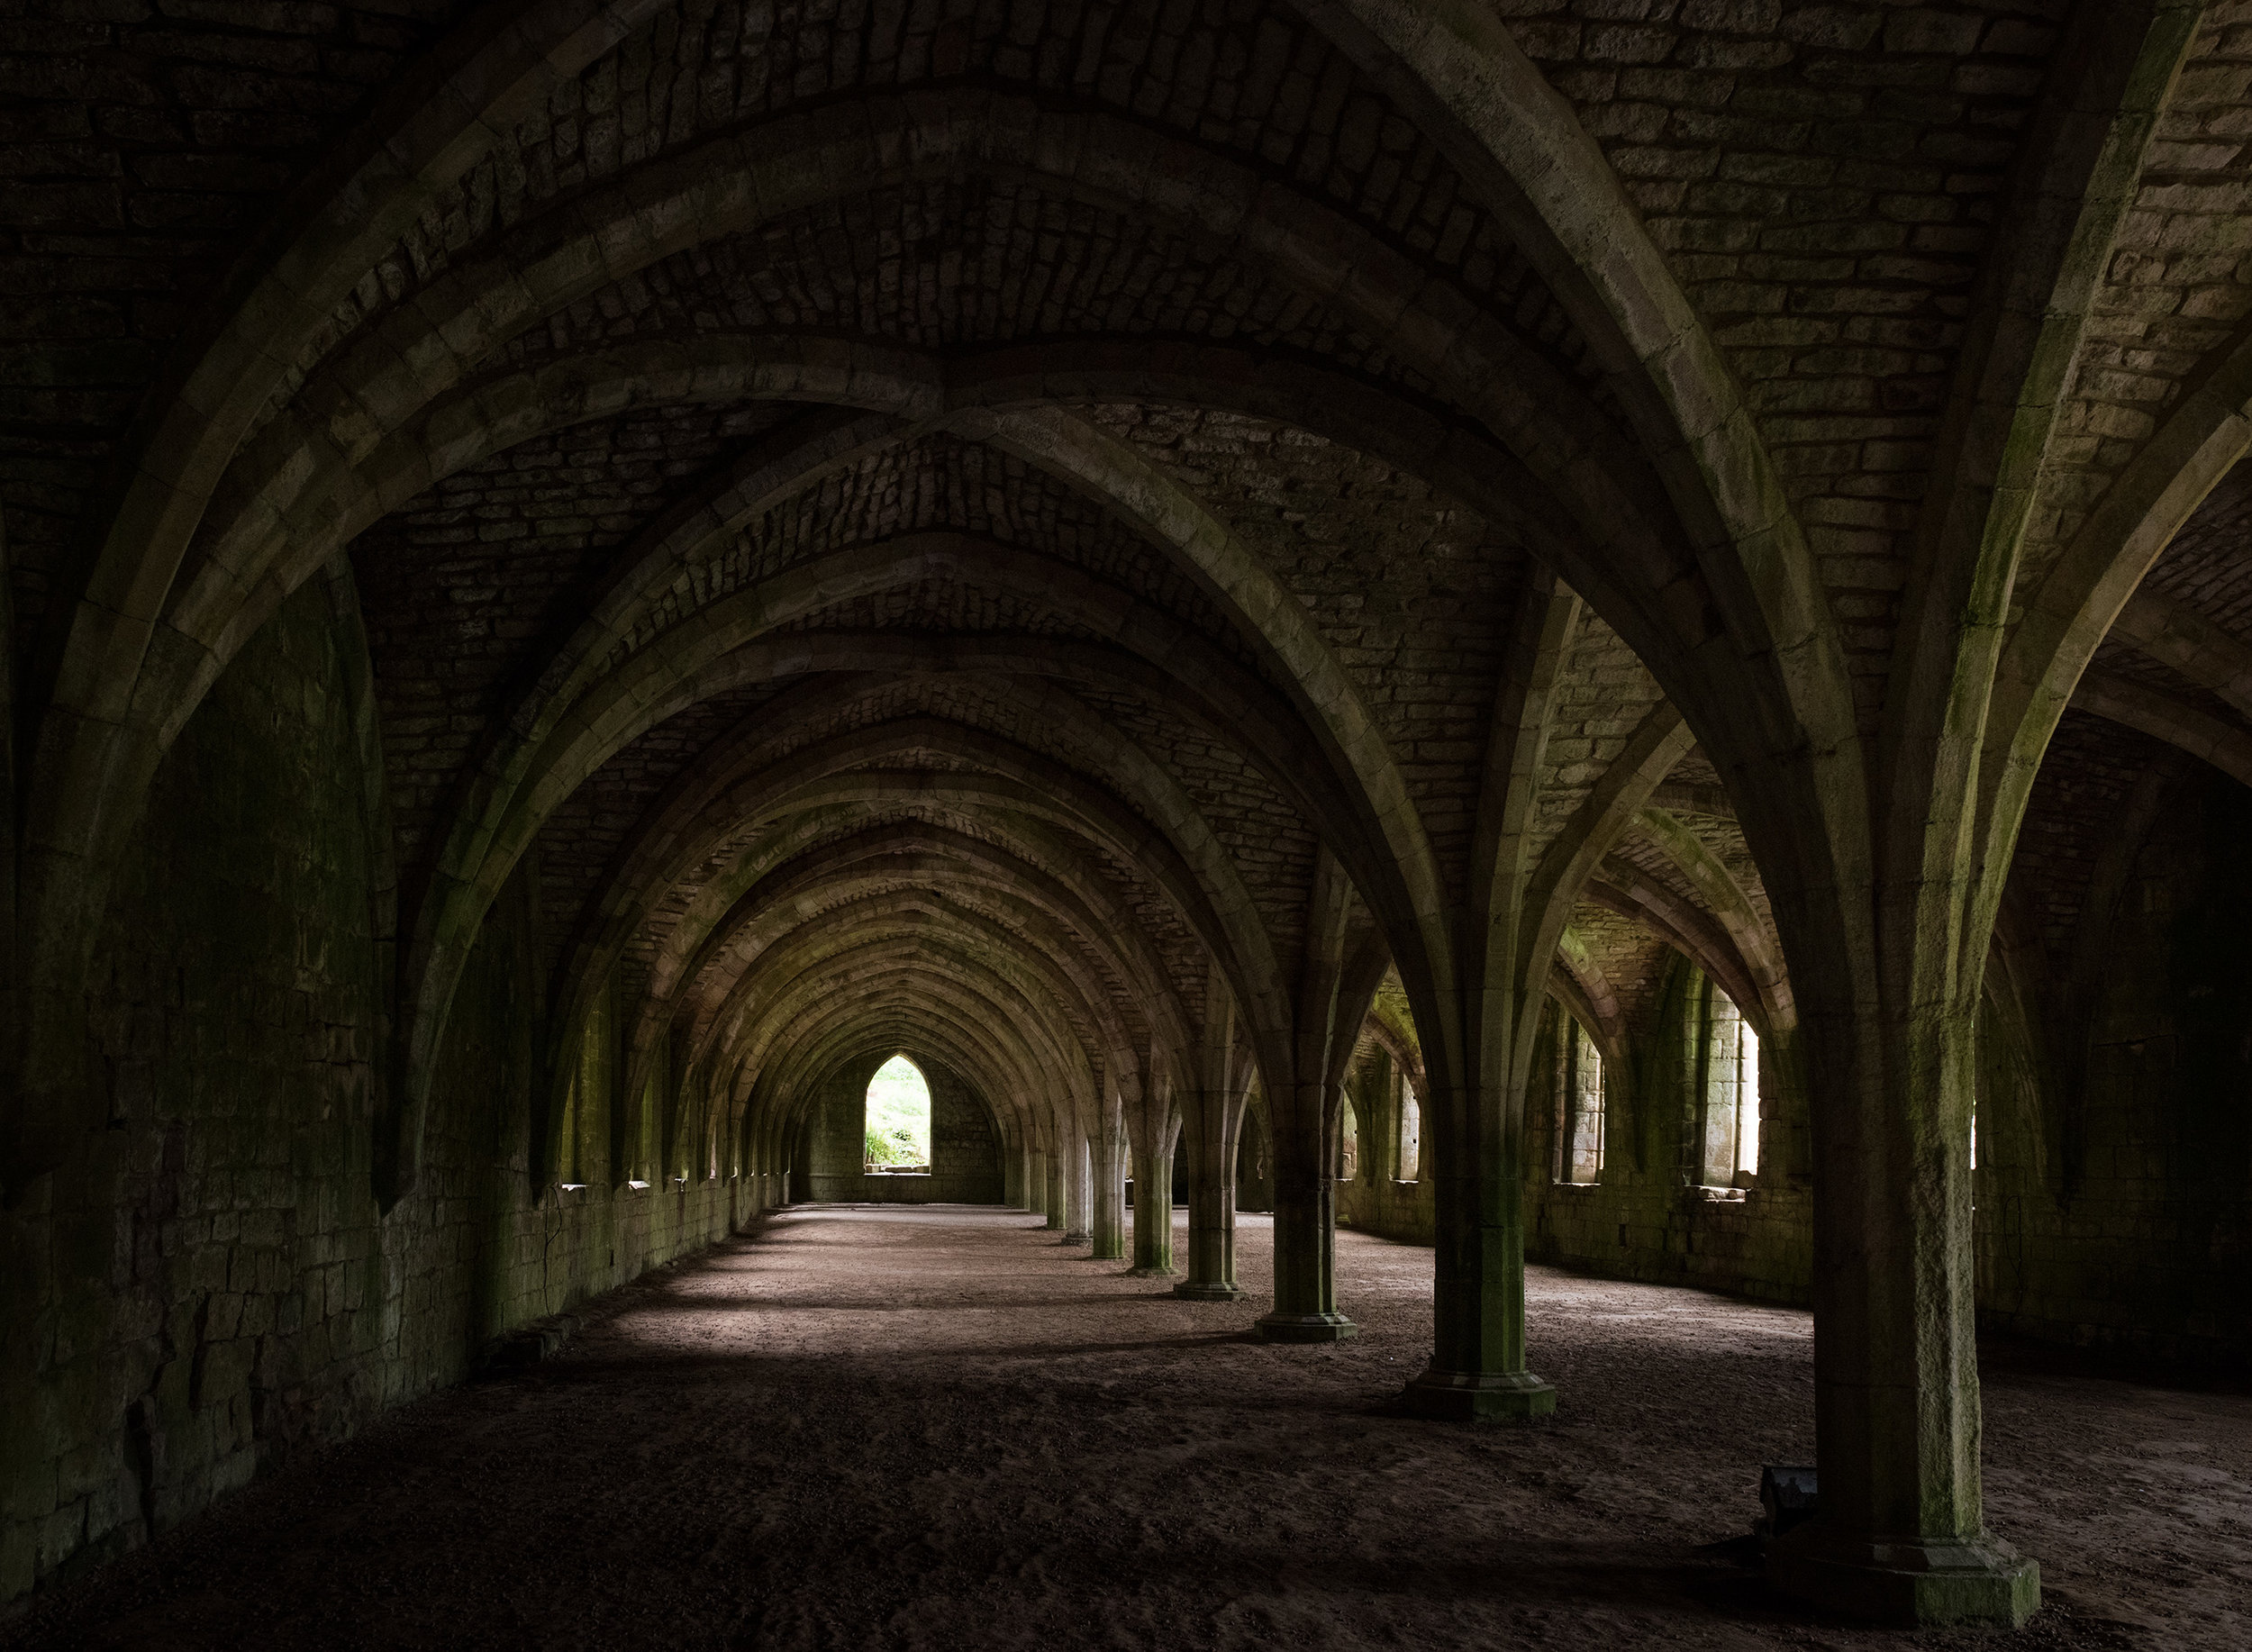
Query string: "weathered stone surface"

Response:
xmin=8 ymin=0 xmax=2252 ymax=1631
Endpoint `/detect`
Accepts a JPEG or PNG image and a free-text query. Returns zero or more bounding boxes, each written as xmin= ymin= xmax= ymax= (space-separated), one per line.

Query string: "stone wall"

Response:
xmin=1336 ymin=995 xmax=1821 ymax=1310
xmin=800 ymin=1058 xmax=1004 ymax=1205
xmin=0 ymin=577 xmax=759 ymax=1602
xmin=1975 ymin=769 xmax=2252 ymax=1366
xmin=1337 ymin=884 xmax=2252 ymax=1367
xmin=1336 ymin=1049 xmax=1436 ymax=1247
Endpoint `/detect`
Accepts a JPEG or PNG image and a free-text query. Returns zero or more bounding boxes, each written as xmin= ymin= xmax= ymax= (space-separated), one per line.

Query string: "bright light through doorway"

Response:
xmin=866 ymin=1055 xmax=932 ymax=1170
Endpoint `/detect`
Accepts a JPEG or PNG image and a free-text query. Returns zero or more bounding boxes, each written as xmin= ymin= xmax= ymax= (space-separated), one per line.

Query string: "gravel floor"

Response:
xmin=5 ymin=1205 xmax=2247 ymax=1650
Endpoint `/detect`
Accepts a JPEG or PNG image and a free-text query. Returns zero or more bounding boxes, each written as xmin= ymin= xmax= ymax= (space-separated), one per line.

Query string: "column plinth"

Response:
xmin=1766 ymin=1529 xmax=2039 ymax=1627
xmin=1256 ymin=1311 xmax=1356 ymax=1342
xmin=1401 ymin=1366 xmax=1553 ymax=1421
xmin=1173 ymin=1279 xmax=1245 ymax=1302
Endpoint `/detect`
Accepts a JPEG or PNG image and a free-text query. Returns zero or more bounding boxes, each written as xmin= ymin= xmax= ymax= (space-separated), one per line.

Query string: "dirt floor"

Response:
xmin=5 ymin=1206 xmax=2247 ymax=1651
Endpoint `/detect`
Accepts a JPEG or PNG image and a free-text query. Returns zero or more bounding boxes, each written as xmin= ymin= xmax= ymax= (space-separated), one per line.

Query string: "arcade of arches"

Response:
xmin=4 ymin=0 xmax=2252 ymax=1640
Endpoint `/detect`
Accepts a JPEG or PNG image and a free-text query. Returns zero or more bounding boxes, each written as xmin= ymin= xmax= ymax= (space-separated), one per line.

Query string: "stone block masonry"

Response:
xmin=0 ymin=577 xmax=762 ymax=1602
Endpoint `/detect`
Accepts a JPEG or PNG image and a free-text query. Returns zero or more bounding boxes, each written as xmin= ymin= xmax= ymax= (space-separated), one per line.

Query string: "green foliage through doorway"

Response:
xmin=866 ymin=1055 xmax=932 ymax=1168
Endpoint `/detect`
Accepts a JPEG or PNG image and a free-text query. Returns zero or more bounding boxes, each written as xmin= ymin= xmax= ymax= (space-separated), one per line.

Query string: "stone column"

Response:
xmin=1402 ymin=1077 xmax=1550 ymax=1417
xmin=1764 ymin=999 xmax=2038 ymax=1625
xmin=1126 ymin=1112 xmax=1178 ymax=1278
xmin=1024 ymin=1146 xmax=1047 ymax=1219
xmin=1175 ymin=1086 xmax=1244 ymax=1300
xmin=1090 ymin=1115 xmax=1126 ymax=1261
xmin=1061 ymin=1132 xmax=1091 ymax=1245
xmin=1043 ymin=1133 xmax=1067 ymax=1232
xmin=1257 ymin=1079 xmax=1353 ymax=1340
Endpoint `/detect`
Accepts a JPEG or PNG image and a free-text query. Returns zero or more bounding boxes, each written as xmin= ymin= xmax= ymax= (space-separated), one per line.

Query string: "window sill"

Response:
xmin=1550 ymin=1179 xmax=1603 ymax=1190
xmin=1694 ymin=1185 xmax=1749 ymax=1203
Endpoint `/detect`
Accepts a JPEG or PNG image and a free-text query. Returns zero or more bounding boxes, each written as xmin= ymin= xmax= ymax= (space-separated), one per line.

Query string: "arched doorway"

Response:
xmin=864 ymin=1054 xmax=932 ymax=1173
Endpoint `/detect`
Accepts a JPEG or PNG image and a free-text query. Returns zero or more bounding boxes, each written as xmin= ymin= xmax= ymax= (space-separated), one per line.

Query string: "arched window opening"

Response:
xmin=1396 ymin=1080 xmax=1421 ymax=1183
xmin=1697 ymin=985 xmax=1760 ymax=1189
xmin=1556 ymin=1016 xmax=1604 ymax=1185
xmin=1339 ymin=1096 xmax=1358 ymax=1181
xmin=865 ymin=1055 xmax=932 ymax=1173
xmin=558 ymin=1073 xmax=582 ymax=1186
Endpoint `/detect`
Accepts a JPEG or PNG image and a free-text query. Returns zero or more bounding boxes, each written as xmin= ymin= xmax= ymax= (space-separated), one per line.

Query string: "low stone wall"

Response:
xmin=804 ymin=1174 xmax=1005 ymax=1203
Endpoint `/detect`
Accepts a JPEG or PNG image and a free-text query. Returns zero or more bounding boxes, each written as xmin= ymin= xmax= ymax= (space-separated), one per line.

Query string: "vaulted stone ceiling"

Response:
xmin=11 ymin=0 xmax=2252 ymax=1203
xmin=14 ymin=5 xmax=2252 ymax=1620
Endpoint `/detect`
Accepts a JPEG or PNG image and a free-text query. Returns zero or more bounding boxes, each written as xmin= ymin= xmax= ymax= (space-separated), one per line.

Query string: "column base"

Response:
xmin=1766 ymin=1528 xmax=2039 ymax=1628
xmin=1256 ymin=1312 xmax=1357 ymax=1342
xmin=1401 ymin=1367 xmax=1555 ymax=1421
xmin=1059 ymin=1230 xmax=1090 ymax=1245
xmin=1125 ymin=1264 xmax=1180 ymax=1279
xmin=1173 ymin=1281 xmax=1247 ymax=1302
xmin=1088 ymin=1247 xmax=1126 ymax=1262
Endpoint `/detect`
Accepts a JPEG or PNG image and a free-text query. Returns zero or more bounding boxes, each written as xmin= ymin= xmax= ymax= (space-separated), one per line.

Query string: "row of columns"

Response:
xmin=1003 ymin=1081 xmax=1356 ymax=1352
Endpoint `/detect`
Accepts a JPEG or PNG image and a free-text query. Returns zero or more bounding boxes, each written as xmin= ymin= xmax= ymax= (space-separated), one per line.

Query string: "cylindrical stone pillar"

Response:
xmin=1061 ymin=1132 xmax=1091 ymax=1245
xmin=1127 ymin=1141 xmax=1177 ymax=1277
xmin=1176 ymin=1089 xmax=1244 ymax=1301
xmin=1091 ymin=1121 xmax=1126 ymax=1261
xmin=1764 ymin=1003 xmax=2038 ymax=1625
xmin=1258 ymin=1081 xmax=1354 ymax=1340
xmin=1402 ymin=1081 xmax=1550 ymax=1417
xmin=1044 ymin=1138 xmax=1067 ymax=1231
